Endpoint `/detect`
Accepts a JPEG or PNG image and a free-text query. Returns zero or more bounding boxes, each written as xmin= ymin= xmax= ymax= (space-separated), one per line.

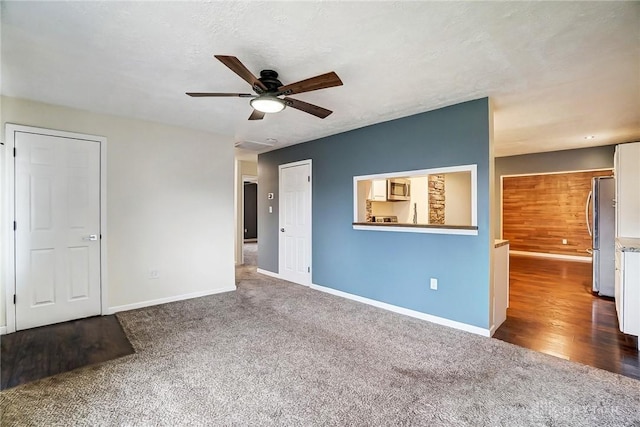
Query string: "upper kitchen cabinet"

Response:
xmin=370 ymin=179 xmax=387 ymax=201
xmin=615 ymin=142 xmax=640 ymax=238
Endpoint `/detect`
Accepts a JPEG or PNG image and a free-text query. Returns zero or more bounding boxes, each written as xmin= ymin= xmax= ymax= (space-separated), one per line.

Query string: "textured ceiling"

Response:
xmin=1 ymin=1 xmax=639 ymax=158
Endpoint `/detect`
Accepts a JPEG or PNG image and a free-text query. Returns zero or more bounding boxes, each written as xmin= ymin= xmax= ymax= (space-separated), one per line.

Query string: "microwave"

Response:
xmin=387 ymin=178 xmax=410 ymax=201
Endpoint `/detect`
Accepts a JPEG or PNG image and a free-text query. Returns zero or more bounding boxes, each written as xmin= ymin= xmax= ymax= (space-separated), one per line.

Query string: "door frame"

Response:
xmin=3 ymin=124 xmax=108 ymax=334
xmin=278 ymin=159 xmax=312 ymax=286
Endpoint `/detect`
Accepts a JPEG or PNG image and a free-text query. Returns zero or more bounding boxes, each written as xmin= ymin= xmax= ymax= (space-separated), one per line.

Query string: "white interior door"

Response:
xmin=14 ymin=131 xmax=102 ymax=330
xmin=279 ymin=161 xmax=311 ymax=285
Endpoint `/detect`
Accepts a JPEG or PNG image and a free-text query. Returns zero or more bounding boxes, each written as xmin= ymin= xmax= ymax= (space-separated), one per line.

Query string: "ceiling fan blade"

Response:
xmin=186 ymin=92 xmax=254 ymax=97
xmin=276 ymin=72 xmax=343 ymax=96
xmin=284 ymin=97 xmax=333 ymax=119
xmin=248 ymin=110 xmax=266 ymax=120
xmin=214 ymin=55 xmax=267 ymax=92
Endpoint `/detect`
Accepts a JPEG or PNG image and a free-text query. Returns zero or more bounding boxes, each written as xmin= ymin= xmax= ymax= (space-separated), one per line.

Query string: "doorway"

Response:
xmin=240 ymin=175 xmax=257 ymax=266
xmin=243 ymin=181 xmax=258 ymax=242
xmin=4 ymin=125 xmax=107 ymax=333
xmin=495 ymin=168 xmax=639 ymax=379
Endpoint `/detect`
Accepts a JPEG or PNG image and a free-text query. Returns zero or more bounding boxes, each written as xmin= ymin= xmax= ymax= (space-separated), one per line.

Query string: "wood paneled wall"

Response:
xmin=502 ymin=170 xmax=612 ymax=256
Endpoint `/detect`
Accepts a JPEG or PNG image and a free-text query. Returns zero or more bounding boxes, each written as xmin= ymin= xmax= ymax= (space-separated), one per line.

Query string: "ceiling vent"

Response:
xmin=234 ymin=140 xmax=276 ymax=151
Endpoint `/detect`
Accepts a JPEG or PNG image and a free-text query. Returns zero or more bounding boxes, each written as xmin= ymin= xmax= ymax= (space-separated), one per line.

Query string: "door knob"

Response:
xmin=280 ymin=228 xmax=285 ymax=232
xmin=82 ymin=234 xmax=98 ymax=241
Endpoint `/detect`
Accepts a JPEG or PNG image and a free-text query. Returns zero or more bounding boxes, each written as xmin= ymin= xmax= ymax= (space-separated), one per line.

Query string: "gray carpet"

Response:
xmin=1 ymin=251 xmax=639 ymax=425
xmin=243 ymin=241 xmax=257 ymax=266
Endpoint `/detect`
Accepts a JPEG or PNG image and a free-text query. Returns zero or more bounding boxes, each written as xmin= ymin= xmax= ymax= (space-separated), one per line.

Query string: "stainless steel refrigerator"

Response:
xmin=587 ymin=176 xmax=615 ymax=297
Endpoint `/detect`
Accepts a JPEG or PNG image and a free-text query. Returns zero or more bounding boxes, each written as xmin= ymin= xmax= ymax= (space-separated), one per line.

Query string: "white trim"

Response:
xmin=509 ymin=250 xmax=592 ymax=262
xmin=256 ymin=268 xmax=281 ymax=279
xmin=107 ymin=286 xmax=236 ymax=314
xmin=355 ymin=164 xmax=477 ymax=181
xmin=234 ymin=159 xmax=239 ymax=265
xmin=3 ymin=124 xmax=108 ymax=334
xmin=352 ymin=225 xmax=478 ymax=235
xmin=353 ymin=164 xmax=478 ymax=231
xmin=310 ymin=283 xmax=491 ymax=337
xmin=499 ymin=175 xmax=504 ymax=238
xmin=278 ymin=159 xmax=312 ymax=169
xmin=0 ymin=326 xmax=7 ymax=335
xmin=500 ymin=167 xmax=613 ymax=179
xmin=278 ymin=159 xmax=312 ymax=286
xmin=3 ymin=127 xmax=15 ymax=334
xmin=99 ymin=130 xmax=109 ymax=318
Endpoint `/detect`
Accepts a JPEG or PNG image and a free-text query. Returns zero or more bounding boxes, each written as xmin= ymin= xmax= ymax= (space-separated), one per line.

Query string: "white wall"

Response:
xmin=444 ymin=171 xmax=472 ymax=226
xmin=235 ymin=159 xmax=257 ymax=264
xmin=1 ymin=96 xmax=236 ymax=328
xmin=407 ymin=176 xmax=428 ymax=223
xmin=371 ymin=201 xmax=396 ymax=217
xmin=356 ymin=180 xmax=370 ymax=222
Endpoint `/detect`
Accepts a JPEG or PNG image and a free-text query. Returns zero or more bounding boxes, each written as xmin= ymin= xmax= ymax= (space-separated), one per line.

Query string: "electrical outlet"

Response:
xmin=430 ymin=278 xmax=438 ymax=290
xmin=149 ymin=269 xmax=160 ymax=279
xmin=562 ymin=239 xmax=568 ymax=245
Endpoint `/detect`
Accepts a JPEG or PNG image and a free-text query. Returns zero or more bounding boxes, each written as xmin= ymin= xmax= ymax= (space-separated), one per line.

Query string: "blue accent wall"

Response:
xmin=258 ymin=98 xmax=492 ymax=328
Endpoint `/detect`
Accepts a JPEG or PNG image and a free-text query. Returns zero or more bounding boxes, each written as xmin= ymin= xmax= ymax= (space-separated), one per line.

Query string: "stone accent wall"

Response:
xmin=428 ymin=174 xmax=445 ymax=224
xmin=365 ymin=199 xmax=372 ymax=222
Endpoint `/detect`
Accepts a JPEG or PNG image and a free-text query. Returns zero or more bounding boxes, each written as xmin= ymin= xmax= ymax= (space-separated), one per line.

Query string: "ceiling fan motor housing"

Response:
xmin=258 ymin=70 xmax=283 ymax=92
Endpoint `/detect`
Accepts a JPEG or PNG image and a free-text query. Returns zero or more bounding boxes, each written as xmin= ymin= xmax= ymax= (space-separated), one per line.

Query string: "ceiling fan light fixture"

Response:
xmin=250 ymin=96 xmax=285 ymax=113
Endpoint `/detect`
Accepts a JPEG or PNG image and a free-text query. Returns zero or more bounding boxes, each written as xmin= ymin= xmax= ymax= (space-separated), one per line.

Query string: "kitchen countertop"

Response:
xmin=616 ymin=237 xmax=640 ymax=252
xmin=353 ymin=222 xmax=478 ymax=230
xmin=494 ymin=239 xmax=509 ymax=248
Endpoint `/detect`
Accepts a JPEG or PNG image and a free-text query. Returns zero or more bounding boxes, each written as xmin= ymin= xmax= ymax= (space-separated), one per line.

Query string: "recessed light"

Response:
xmin=584 ymin=135 xmax=595 ymax=140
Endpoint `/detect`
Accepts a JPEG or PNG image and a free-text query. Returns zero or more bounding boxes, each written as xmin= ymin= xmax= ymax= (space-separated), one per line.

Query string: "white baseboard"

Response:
xmin=509 ymin=250 xmax=592 ymax=263
xmin=0 ymin=326 xmax=7 ymax=335
xmin=256 ymin=268 xmax=281 ymax=279
xmin=309 ymin=283 xmax=491 ymax=337
xmin=107 ymin=286 xmax=236 ymax=314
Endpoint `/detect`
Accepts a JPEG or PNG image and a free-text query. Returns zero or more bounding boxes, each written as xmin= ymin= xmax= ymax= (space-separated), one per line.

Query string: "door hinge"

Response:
xmin=13 ymin=294 xmax=16 ymax=304
xmin=13 ymin=221 xmax=16 ymax=231
xmin=308 ymin=176 xmax=310 ymax=182
xmin=13 ymin=147 xmax=16 ymax=157
xmin=307 ymin=267 xmax=310 ymax=273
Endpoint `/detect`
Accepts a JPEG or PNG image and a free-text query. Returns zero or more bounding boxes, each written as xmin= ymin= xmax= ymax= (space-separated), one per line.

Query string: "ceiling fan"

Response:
xmin=187 ymin=55 xmax=343 ymax=120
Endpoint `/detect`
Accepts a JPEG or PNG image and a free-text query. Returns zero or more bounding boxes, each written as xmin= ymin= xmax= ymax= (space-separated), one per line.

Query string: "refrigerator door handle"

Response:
xmin=585 ymin=190 xmax=593 ymax=237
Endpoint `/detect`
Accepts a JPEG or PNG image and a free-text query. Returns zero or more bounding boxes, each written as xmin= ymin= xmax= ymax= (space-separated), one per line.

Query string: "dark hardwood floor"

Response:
xmin=1 ymin=315 xmax=134 ymax=390
xmin=493 ymin=255 xmax=640 ymax=380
